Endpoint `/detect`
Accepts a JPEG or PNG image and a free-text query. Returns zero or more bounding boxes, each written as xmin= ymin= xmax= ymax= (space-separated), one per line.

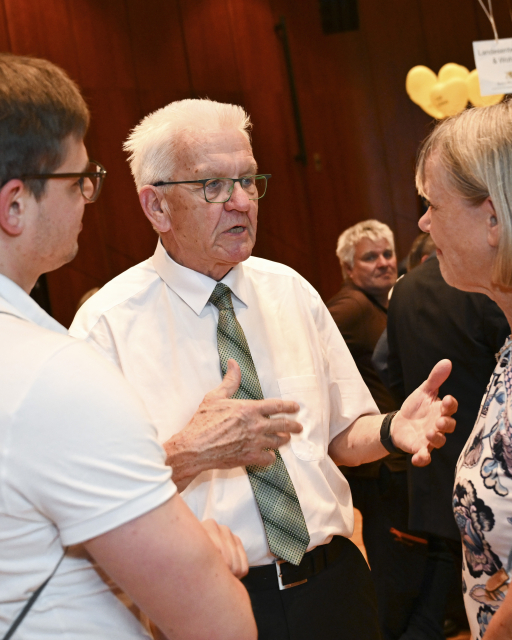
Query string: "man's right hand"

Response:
xmin=163 ymin=359 xmax=303 ymax=491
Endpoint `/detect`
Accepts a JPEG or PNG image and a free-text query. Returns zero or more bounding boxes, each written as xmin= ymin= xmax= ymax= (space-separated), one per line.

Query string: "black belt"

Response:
xmin=241 ymin=536 xmax=347 ymax=591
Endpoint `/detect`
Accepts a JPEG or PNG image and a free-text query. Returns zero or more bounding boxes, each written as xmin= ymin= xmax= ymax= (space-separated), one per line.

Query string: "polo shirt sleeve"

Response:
xmin=6 ymin=340 xmax=175 ymax=546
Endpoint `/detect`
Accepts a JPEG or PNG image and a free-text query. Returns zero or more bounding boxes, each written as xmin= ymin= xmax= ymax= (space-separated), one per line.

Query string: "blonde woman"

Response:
xmin=416 ymin=100 xmax=512 ymax=639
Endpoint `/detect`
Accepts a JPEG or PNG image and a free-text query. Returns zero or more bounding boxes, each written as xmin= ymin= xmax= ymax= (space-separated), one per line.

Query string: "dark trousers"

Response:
xmin=245 ymin=537 xmax=381 ymax=640
xmin=347 ymin=468 xmax=429 ymax=640
xmin=398 ymin=535 xmax=461 ymax=640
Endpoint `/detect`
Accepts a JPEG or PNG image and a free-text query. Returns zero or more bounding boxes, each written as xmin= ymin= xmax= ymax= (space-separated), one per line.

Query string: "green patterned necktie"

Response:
xmin=209 ymin=282 xmax=310 ymax=565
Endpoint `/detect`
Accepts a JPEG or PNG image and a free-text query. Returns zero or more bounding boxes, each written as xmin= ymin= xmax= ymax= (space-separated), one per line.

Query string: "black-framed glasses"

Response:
xmin=21 ymin=161 xmax=107 ymax=203
xmin=152 ymin=174 xmax=271 ymax=203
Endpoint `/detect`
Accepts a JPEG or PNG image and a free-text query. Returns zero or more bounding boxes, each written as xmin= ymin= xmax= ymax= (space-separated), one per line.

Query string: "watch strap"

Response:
xmin=380 ymin=410 xmax=402 ymax=454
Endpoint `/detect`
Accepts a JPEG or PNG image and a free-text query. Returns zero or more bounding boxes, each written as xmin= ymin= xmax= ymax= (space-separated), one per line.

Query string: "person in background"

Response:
xmin=371 ymin=232 xmax=435 ymax=391
xmin=388 ymin=131 xmax=512 ymax=640
xmin=327 ymin=220 xmax=428 ymax=640
xmin=70 ymin=98 xmax=458 ymax=640
xmin=406 ymin=232 xmax=436 ymax=271
xmin=0 ymin=52 xmax=257 ymax=640
xmin=328 ymin=220 xmax=398 ymax=414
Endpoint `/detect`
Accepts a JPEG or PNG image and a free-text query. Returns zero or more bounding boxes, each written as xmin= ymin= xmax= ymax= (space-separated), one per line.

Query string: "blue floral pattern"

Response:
xmin=453 ymin=479 xmax=501 ymax=578
xmin=455 ymin=336 xmax=512 ymax=639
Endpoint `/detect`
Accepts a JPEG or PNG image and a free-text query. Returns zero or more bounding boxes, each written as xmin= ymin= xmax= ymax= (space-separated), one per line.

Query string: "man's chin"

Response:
xmin=66 ymin=244 xmax=79 ymax=264
xmin=222 ymin=238 xmax=255 ymax=263
xmin=48 ymin=245 xmax=79 ymax=273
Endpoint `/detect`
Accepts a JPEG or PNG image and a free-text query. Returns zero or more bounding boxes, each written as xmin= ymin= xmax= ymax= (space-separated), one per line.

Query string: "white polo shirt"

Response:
xmin=0 ymin=274 xmax=175 ymax=640
xmin=70 ymin=242 xmax=379 ymax=566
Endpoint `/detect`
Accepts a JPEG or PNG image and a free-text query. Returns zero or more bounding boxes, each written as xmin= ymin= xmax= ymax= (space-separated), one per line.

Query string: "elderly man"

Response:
xmin=71 ymin=99 xmax=457 ymax=640
xmin=0 ymin=56 xmax=256 ymax=640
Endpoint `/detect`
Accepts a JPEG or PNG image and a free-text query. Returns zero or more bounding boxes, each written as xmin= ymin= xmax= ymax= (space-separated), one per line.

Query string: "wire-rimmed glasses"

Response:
xmin=152 ymin=174 xmax=271 ymax=203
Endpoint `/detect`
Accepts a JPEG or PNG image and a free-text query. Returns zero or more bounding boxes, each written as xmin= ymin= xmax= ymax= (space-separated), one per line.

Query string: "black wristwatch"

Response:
xmin=380 ymin=410 xmax=403 ymax=454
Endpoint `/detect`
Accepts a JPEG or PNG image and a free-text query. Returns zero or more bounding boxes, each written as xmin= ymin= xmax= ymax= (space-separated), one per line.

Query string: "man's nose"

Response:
xmin=376 ymin=254 xmax=389 ymax=268
xmin=419 ymin=207 xmax=432 ymax=232
xmin=225 ymin=182 xmax=250 ymax=212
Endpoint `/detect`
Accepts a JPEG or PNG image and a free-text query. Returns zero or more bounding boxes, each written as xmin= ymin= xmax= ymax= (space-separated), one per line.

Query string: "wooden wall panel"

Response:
xmin=125 ymin=0 xmax=191 ymax=113
xmin=3 ymin=0 xmax=79 ymax=74
xmin=225 ymin=0 xmax=317 ymax=281
xmin=269 ymin=0 xmax=396 ymax=297
xmin=0 ymin=3 xmax=10 ymax=49
xmin=1 ymin=0 xmax=510 ymax=322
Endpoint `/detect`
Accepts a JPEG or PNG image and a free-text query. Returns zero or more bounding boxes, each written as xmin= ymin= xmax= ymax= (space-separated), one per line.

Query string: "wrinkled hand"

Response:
xmin=164 ymin=359 xmax=303 ymax=490
xmin=201 ymin=519 xmax=249 ymax=578
xmin=391 ymin=359 xmax=457 ymax=467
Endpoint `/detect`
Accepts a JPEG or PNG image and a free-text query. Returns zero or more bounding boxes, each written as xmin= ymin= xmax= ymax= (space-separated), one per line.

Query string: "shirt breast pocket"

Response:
xmin=277 ymin=375 xmax=325 ymax=461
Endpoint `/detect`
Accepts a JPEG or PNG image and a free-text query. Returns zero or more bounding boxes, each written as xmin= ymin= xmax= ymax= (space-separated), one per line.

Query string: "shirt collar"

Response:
xmin=152 ymin=240 xmax=248 ymax=315
xmin=0 ymin=273 xmax=67 ymax=334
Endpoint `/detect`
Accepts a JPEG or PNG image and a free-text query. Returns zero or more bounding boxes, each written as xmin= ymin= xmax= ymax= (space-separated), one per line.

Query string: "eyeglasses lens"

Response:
xmin=204 ymin=176 xmax=267 ymax=203
xmin=82 ymin=163 xmax=104 ymax=202
xmin=252 ymin=176 xmax=267 ymax=199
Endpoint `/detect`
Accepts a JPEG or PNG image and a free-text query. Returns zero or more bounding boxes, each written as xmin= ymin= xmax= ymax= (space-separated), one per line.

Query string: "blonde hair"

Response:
xmin=416 ymin=101 xmax=512 ymax=288
xmin=336 ymin=219 xmax=395 ymax=279
xmin=124 ymin=99 xmax=252 ymax=191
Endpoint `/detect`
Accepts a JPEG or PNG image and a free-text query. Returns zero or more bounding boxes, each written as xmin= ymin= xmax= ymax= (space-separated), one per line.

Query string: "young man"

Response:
xmin=0 ymin=54 xmax=256 ymax=640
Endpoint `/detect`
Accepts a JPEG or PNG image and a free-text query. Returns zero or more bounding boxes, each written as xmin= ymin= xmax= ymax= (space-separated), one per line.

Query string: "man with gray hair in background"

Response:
xmin=327 ymin=220 xmax=426 ymax=640
xmin=71 ymin=99 xmax=457 ymax=640
xmin=328 ymin=219 xmax=398 ymax=413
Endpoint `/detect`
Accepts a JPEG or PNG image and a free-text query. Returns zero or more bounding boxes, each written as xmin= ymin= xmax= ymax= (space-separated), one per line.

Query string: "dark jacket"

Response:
xmin=387 ymin=256 xmax=509 ymax=539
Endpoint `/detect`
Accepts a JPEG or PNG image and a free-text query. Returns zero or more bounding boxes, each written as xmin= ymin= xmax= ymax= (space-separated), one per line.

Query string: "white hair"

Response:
xmin=336 ymin=219 xmax=395 ymax=279
xmin=123 ymin=98 xmax=252 ymax=191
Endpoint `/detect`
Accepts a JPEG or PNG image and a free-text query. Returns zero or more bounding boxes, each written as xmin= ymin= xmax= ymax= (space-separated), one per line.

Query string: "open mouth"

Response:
xmin=227 ymin=226 xmax=246 ymax=234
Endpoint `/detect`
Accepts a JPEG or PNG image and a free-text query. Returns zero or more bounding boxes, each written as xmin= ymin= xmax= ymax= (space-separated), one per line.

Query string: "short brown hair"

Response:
xmin=0 ymin=54 xmax=90 ymax=199
xmin=416 ymin=102 xmax=512 ymax=288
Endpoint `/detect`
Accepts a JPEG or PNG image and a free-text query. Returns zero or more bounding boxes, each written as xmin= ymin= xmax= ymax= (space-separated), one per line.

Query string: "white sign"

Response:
xmin=473 ymin=38 xmax=512 ymax=95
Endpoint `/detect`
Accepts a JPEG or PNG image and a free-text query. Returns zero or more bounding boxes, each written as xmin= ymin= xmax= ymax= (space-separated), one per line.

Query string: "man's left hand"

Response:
xmin=201 ymin=518 xmax=249 ymax=579
xmin=391 ymin=359 xmax=457 ymax=467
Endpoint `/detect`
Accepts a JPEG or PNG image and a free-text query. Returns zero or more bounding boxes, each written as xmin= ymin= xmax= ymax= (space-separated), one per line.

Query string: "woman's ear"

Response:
xmin=483 ymin=197 xmax=500 ymax=248
xmin=0 ymin=180 xmax=28 ymax=236
xmin=139 ymin=186 xmax=173 ymax=233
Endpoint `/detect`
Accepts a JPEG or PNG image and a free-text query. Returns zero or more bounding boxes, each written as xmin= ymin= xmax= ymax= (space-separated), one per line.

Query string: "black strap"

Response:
xmin=380 ymin=410 xmax=403 ymax=454
xmin=2 ymin=551 xmax=66 ymax=640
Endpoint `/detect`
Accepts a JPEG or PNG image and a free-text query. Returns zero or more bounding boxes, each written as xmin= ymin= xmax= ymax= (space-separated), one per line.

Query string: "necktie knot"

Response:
xmin=209 ymin=282 xmax=234 ymax=311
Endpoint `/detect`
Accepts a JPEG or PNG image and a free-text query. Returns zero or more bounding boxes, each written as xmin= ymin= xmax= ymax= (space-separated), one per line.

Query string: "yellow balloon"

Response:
xmin=430 ymin=78 xmax=469 ymax=117
xmin=418 ymin=102 xmax=445 ymax=120
xmin=406 ymin=66 xmax=438 ymax=106
xmin=467 ymin=69 xmax=504 ymax=107
xmin=438 ymin=63 xmax=469 ymax=83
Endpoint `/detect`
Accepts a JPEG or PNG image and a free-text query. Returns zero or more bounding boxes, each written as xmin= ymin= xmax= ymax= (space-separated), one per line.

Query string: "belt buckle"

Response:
xmin=275 ymin=559 xmax=307 ymax=590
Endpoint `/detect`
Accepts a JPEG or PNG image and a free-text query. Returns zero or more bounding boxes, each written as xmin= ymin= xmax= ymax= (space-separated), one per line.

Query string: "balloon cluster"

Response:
xmin=406 ymin=64 xmax=504 ymax=119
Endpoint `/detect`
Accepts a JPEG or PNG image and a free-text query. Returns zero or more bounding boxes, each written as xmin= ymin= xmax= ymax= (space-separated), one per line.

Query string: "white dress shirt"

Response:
xmin=0 ymin=274 xmax=174 ymax=639
xmin=70 ymin=241 xmax=379 ymax=566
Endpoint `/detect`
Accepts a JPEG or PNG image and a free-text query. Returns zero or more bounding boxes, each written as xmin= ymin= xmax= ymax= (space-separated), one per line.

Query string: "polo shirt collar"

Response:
xmin=152 ymin=240 xmax=248 ymax=315
xmin=0 ymin=274 xmax=67 ymax=334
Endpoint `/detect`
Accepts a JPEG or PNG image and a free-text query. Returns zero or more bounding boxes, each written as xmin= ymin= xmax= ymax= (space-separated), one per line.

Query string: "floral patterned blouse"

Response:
xmin=454 ymin=335 xmax=512 ymax=639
